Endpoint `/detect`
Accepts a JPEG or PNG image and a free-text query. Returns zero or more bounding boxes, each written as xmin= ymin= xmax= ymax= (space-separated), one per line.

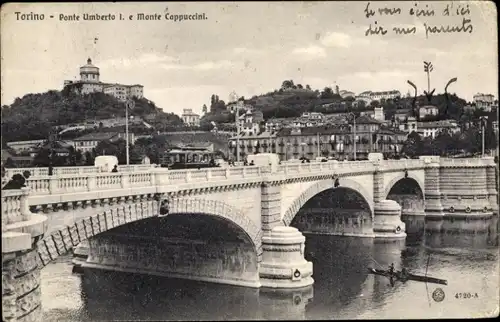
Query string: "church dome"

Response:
xmin=80 ymin=58 xmax=99 ymax=75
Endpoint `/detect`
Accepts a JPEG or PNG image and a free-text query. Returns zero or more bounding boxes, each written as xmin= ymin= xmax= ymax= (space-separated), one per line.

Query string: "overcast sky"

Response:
xmin=1 ymin=1 xmax=497 ymax=116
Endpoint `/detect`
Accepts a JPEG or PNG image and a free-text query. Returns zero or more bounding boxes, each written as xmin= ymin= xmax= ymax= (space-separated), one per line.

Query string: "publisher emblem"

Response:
xmin=432 ymin=288 xmax=445 ymax=302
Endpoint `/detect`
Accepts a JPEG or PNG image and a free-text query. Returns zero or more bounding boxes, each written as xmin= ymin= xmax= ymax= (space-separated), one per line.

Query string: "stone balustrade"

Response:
xmin=19 ymin=160 xmax=427 ymax=200
xmin=13 ymin=158 xmax=492 ymax=203
xmin=24 ymin=166 xmax=268 ymax=198
xmin=6 ymin=157 xmax=487 ymax=181
xmin=4 ymin=164 xmax=159 ymax=178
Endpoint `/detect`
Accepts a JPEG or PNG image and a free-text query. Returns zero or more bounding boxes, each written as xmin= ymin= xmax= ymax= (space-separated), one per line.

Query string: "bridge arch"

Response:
xmin=383 ymin=173 xmax=425 ymax=200
xmin=169 ymin=198 xmax=263 ymax=259
xmin=36 ymin=198 xmax=263 ymax=268
xmin=282 ymin=178 xmax=374 ymax=226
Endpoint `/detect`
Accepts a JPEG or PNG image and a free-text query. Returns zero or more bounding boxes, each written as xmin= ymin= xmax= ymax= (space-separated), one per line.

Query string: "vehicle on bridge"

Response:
xmin=159 ymin=147 xmax=220 ymax=169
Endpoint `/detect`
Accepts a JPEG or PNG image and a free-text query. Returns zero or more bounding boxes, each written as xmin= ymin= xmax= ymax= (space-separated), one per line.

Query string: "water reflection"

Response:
xmin=42 ymin=217 xmax=499 ymax=320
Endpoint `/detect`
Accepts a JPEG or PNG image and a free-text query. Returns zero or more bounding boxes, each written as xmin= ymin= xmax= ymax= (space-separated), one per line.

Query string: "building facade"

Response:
xmin=229 ymin=116 xmax=407 ymax=161
xmin=419 ymin=105 xmax=439 ymax=119
xmin=473 ymin=93 xmax=496 ymax=111
xmin=181 ymin=109 xmax=201 ymax=127
xmin=72 ymin=132 xmax=136 ymax=153
xmin=357 ymin=90 xmax=401 ymax=101
xmin=63 ymin=58 xmax=144 ymax=101
xmin=416 ymin=120 xmax=460 ymax=139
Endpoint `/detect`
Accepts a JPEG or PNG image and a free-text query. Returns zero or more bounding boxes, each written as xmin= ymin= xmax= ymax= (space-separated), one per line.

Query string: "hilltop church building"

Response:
xmin=63 ymin=58 xmax=144 ymax=101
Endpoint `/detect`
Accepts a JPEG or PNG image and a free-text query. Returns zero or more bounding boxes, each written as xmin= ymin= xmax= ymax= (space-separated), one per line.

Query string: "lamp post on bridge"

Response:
xmin=125 ymin=99 xmax=135 ymax=165
xmin=348 ymin=112 xmax=357 ymax=161
xmin=480 ymin=115 xmax=487 ymax=157
xmin=48 ymin=129 xmax=58 ymax=176
xmin=229 ymin=91 xmax=242 ymax=163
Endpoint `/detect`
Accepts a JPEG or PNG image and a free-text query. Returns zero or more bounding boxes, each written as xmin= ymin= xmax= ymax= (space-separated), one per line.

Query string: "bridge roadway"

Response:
xmin=2 ymin=155 xmax=498 ymax=321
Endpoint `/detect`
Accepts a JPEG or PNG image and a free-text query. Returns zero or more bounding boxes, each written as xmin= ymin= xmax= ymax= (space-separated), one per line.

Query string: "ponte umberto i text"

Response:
xmin=2 ymin=155 xmax=498 ymax=321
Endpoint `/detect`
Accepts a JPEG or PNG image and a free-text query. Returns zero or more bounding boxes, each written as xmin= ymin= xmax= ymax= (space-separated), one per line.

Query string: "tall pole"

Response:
xmin=316 ymin=132 xmax=320 ymax=158
xmin=353 ymin=114 xmax=357 ymax=161
xmin=427 ymin=70 xmax=430 ymax=94
xmin=481 ymin=117 xmax=485 ymax=158
xmin=125 ymin=99 xmax=134 ymax=165
xmin=236 ymin=102 xmax=240 ymax=163
xmin=125 ymin=103 xmax=130 ymax=165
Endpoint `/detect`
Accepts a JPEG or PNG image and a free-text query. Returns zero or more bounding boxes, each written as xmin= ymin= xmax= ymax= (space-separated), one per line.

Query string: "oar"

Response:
xmin=425 ymin=253 xmax=432 ymax=307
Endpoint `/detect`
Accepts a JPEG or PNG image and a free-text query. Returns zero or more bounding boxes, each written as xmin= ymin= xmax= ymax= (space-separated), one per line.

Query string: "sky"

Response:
xmin=1 ymin=1 xmax=498 ymax=116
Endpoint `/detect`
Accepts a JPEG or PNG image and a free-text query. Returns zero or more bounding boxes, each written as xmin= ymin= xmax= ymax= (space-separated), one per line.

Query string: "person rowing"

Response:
xmin=388 ymin=263 xmax=395 ymax=276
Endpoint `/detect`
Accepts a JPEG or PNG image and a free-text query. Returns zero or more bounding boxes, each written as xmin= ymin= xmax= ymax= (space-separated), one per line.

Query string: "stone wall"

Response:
xmin=84 ymin=233 xmax=261 ymax=288
xmin=291 ymin=208 xmax=373 ymax=237
xmin=2 ymin=250 xmax=42 ymax=322
xmin=387 ymin=194 xmax=425 ymax=216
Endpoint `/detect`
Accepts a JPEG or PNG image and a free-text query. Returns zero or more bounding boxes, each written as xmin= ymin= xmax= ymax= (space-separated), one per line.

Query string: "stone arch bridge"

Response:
xmin=2 ymin=156 xmax=497 ymax=321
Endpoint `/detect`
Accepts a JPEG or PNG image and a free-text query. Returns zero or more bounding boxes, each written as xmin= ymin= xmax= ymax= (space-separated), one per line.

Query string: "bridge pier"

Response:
xmin=485 ymin=158 xmax=499 ymax=215
xmin=259 ymin=226 xmax=314 ymax=289
xmin=2 ymin=188 xmax=48 ymax=322
xmin=421 ymin=156 xmax=445 ymax=219
xmin=372 ymin=200 xmax=406 ymax=239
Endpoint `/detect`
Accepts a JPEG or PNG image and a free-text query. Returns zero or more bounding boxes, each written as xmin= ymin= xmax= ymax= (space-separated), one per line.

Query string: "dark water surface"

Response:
xmin=42 ymin=217 xmax=499 ymax=320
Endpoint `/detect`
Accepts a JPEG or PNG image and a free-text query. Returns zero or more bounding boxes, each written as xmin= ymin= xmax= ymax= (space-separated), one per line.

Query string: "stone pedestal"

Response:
xmin=373 ymin=200 xmax=406 ymax=239
xmin=484 ymin=158 xmax=499 ymax=215
xmin=420 ymin=156 xmax=445 ymax=218
xmin=259 ymin=226 xmax=313 ymax=289
xmin=2 ymin=188 xmax=48 ymax=322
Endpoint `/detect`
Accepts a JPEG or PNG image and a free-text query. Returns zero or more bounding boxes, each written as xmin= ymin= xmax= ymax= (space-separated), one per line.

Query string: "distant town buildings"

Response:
xmin=418 ymin=105 xmax=439 ymax=119
xmin=181 ymin=109 xmax=201 ymax=127
xmin=63 ymin=58 xmax=144 ymax=101
xmin=238 ymin=110 xmax=264 ymax=135
xmin=360 ymin=90 xmax=402 ymax=101
xmin=229 ymin=115 xmax=407 ymax=161
xmin=339 ymin=90 xmax=356 ymax=99
xmin=416 ymin=120 xmax=460 ymax=139
xmin=473 ymin=93 xmax=496 ymax=111
xmin=72 ymin=132 xmax=136 ymax=153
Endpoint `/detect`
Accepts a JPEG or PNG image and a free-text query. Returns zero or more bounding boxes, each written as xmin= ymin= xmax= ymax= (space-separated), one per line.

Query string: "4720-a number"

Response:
xmin=455 ymin=292 xmax=478 ymax=299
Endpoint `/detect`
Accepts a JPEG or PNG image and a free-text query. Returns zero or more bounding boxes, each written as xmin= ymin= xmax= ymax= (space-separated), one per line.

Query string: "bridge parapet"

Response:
xmin=2 ymin=188 xmax=48 ymax=322
xmin=24 ymin=165 xmax=269 ymax=198
xmin=5 ymin=164 xmax=159 ymax=178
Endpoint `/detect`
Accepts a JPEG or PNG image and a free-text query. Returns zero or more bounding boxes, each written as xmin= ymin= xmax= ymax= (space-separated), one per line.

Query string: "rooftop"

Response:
xmin=73 ymin=132 xmax=120 ymax=141
xmin=355 ymin=115 xmax=383 ymax=124
xmin=417 ymin=120 xmax=458 ymax=128
xmin=276 ymin=125 xmax=349 ymax=137
xmin=230 ymin=131 xmax=277 ymax=140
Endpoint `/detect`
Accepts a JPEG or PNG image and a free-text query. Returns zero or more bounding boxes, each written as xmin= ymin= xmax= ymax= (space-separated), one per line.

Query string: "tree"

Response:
xmin=32 ymin=149 xmax=51 ymax=167
xmin=320 ymin=87 xmax=334 ymax=99
xmin=484 ymin=120 xmax=497 ymax=151
xmin=432 ymin=130 xmax=459 ymax=156
xmin=401 ymin=131 xmax=423 ymax=157
xmin=84 ymin=151 xmax=94 ymax=165
xmin=305 ymin=84 xmax=311 ymax=90
xmin=202 ymin=104 xmax=208 ymax=114
xmin=281 ymin=80 xmax=294 ymax=90
xmin=297 ymin=84 xmax=303 ymax=89
xmin=4 ymin=157 xmax=15 ymax=168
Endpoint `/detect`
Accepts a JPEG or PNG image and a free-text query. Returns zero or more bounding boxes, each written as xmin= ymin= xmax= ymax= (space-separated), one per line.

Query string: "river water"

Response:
xmin=41 ymin=217 xmax=499 ymax=320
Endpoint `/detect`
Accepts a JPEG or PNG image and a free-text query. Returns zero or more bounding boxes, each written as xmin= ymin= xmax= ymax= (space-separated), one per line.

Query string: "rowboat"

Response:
xmin=368 ymin=268 xmax=448 ymax=285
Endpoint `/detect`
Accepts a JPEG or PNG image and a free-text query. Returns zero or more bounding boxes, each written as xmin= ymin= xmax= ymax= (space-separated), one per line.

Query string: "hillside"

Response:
xmin=1 ymin=90 xmax=184 ymax=144
xmin=200 ymin=80 xmax=476 ymax=128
